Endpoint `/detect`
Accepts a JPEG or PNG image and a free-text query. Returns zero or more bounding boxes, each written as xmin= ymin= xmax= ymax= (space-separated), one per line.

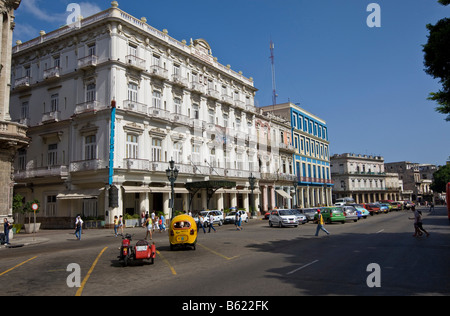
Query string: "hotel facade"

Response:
xmin=10 ymin=2 xmax=296 ymax=228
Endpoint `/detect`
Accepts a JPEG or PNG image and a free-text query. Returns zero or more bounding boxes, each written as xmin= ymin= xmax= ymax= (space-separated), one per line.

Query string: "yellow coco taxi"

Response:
xmin=169 ymin=215 xmax=198 ymax=250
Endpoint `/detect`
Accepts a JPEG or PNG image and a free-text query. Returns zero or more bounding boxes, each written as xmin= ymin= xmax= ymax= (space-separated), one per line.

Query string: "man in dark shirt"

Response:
xmin=3 ymin=218 xmax=12 ymax=245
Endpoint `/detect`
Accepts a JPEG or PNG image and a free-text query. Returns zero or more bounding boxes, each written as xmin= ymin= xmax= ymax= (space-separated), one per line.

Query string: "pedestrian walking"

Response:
xmin=208 ymin=212 xmax=216 ymax=233
xmin=235 ymin=211 xmax=242 ymax=231
xmin=113 ymin=215 xmax=119 ymax=237
xmin=198 ymin=214 xmax=206 ymax=234
xmin=315 ymin=210 xmax=330 ymax=236
xmin=75 ymin=215 xmax=83 ymax=240
xmin=151 ymin=211 xmax=157 ymax=232
xmin=159 ymin=214 xmax=166 ymax=232
xmin=141 ymin=211 xmax=146 ymax=227
xmin=429 ymin=201 xmax=434 ymax=213
xmin=118 ymin=215 xmax=124 ymax=235
xmin=3 ymin=218 xmax=12 ymax=245
xmin=410 ymin=207 xmax=430 ymax=237
xmin=144 ymin=214 xmax=152 ymax=240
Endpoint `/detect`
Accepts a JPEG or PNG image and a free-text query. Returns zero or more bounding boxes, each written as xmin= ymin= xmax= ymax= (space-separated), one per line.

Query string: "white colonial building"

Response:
xmin=330 ymin=153 xmax=401 ymax=203
xmin=9 ymin=2 xmax=295 ymax=228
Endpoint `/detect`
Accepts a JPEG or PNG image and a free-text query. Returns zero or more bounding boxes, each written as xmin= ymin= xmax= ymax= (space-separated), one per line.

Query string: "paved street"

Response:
xmin=1 ymin=206 xmax=449 ymax=297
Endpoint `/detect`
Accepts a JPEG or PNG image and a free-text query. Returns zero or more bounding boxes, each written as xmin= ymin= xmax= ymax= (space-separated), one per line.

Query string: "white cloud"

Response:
xmin=13 ymin=23 xmax=38 ymax=42
xmin=79 ymin=2 xmax=102 ymax=18
xmin=20 ymin=0 xmax=66 ymax=23
xmin=20 ymin=0 xmax=102 ymax=24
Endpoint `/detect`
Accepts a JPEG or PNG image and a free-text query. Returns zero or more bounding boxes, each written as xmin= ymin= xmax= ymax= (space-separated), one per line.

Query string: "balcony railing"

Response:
xmin=42 ymin=111 xmax=60 ymax=123
xmin=123 ymin=100 xmax=148 ymax=114
xmin=78 ymin=55 xmax=98 ymax=69
xmin=171 ymin=74 xmax=188 ymax=87
xmin=70 ymin=159 xmax=107 ymax=172
xmin=299 ymin=177 xmax=334 ymax=184
xmin=43 ymin=67 xmax=60 ymax=79
xmin=124 ymin=158 xmax=150 ymax=171
xmin=14 ymin=165 xmax=69 ymax=180
xmin=279 ymin=143 xmax=295 ymax=152
xmin=191 ymin=82 xmax=205 ymax=94
xmin=149 ymin=65 xmax=169 ymax=80
xmin=221 ymin=94 xmax=234 ymax=105
xmin=234 ymin=100 xmax=246 ymax=110
xmin=125 ymin=55 xmax=146 ymax=71
xmin=170 ymin=113 xmax=190 ymax=126
xmin=14 ymin=76 xmax=30 ymax=89
xmin=75 ymin=101 xmax=106 ymax=114
xmin=206 ymin=89 xmax=220 ymax=100
xmin=148 ymin=107 xmax=170 ymax=121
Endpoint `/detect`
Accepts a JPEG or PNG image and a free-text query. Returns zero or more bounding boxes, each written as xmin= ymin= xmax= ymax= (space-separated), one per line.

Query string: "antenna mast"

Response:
xmin=270 ymin=40 xmax=277 ymax=107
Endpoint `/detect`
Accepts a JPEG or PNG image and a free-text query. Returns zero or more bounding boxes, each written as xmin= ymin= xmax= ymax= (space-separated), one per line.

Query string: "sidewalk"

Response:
xmin=0 ymin=228 xmax=103 ymax=249
xmin=0 ymin=226 xmax=168 ymax=249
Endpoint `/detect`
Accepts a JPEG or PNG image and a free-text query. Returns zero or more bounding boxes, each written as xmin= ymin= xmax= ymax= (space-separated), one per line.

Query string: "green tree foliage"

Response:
xmin=431 ymin=164 xmax=450 ymax=193
xmin=423 ymin=1 xmax=450 ymax=121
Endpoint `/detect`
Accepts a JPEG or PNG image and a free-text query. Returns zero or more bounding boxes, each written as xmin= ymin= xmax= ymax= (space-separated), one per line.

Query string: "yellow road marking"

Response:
xmin=75 ymin=247 xmax=108 ymax=296
xmin=0 ymin=256 xmax=38 ymax=277
xmin=197 ymin=243 xmax=238 ymax=260
xmin=156 ymin=250 xmax=177 ymax=275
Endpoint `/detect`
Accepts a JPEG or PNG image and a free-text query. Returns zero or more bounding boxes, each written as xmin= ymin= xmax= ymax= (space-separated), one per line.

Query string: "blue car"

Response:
xmin=377 ymin=203 xmax=390 ymax=214
xmin=351 ymin=204 xmax=370 ymax=219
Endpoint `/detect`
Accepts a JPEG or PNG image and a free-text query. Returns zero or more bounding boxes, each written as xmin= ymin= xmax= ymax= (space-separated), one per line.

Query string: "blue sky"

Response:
xmin=13 ymin=0 xmax=450 ymax=166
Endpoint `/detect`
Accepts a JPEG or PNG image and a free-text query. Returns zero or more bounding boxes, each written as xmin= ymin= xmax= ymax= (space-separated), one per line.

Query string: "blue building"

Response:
xmin=260 ymin=103 xmax=333 ymax=207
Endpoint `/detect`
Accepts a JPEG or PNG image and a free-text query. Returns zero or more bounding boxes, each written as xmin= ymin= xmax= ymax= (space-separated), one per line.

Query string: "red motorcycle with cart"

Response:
xmin=118 ymin=233 xmax=156 ymax=267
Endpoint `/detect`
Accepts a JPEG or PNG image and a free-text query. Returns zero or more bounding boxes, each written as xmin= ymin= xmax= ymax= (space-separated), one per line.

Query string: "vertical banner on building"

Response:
xmin=109 ymin=100 xmax=116 ymax=186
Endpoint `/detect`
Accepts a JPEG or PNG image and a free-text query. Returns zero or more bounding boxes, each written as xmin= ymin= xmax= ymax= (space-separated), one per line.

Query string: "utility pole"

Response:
xmin=270 ymin=40 xmax=277 ymax=107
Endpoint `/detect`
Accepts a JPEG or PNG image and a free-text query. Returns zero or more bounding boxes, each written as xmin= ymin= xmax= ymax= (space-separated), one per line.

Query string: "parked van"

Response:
xmin=334 ymin=197 xmax=355 ymax=206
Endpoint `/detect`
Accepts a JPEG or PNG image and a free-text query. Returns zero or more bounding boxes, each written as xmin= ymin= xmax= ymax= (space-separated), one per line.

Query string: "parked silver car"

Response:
xmin=300 ymin=208 xmax=319 ymax=222
xmin=291 ymin=209 xmax=307 ymax=224
xmin=269 ymin=209 xmax=298 ymax=228
xmin=339 ymin=206 xmax=359 ymax=222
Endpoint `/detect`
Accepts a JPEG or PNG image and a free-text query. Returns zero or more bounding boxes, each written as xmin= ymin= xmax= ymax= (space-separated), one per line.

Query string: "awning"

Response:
xmin=276 ymin=189 xmax=292 ymax=199
xmin=57 ymin=189 xmax=102 ymax=200
xmin=123 ymin=186 xmax=189 ymax=194
xmin=148 ymin=186 xmax=188 ymax=194
xmin=123 ymin=186 xmax=151 ymax=193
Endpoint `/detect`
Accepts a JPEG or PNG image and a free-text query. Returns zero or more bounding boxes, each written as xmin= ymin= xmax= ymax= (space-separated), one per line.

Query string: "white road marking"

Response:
xmin=286 ymin=259 xmax=319 ymax=275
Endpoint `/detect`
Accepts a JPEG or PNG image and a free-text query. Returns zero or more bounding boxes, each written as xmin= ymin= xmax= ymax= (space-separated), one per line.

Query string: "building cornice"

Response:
xmin=12 ymin=4 xmax=256 ymax=92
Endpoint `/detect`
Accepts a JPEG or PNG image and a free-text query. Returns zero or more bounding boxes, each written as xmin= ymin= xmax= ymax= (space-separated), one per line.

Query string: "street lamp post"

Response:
xmin=166 ymin=160 xmax=179 ymax=221
xmin=248 ymin=173 xmax=256 ymax=217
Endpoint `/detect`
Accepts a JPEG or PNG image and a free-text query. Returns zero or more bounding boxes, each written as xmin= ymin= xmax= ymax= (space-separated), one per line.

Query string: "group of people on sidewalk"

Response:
xmin=142 ymin=212 xmax=167 ymax=240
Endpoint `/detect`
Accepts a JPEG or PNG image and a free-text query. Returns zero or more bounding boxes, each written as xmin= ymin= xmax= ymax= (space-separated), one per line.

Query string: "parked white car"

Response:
xmin=196 ymin=210 xmax=224 ymax=227
xmin=224 ymin=210 xmax=248 ymax=224
xmin=268 ymin=209 xmax=298 ymax=228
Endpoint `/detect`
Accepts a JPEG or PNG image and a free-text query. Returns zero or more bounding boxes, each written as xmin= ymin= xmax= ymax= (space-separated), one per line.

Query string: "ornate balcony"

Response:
xmin=78 ymin=55 xmax=98 ymax=69
xmin=125 ymin=55 xmax=146 ymax=71
xmin=14 ymin=76 xmax=30 ymax=89
xmin=43 ymin=67 xmax=60 ymax=80
xmin=41 ymin=111 xmax=60 ymax=123
xmin=75 ymin=101 xmax=106 ymax=114
xmin=149 ymin=65 xmax=169 ymax=80
xmin=171 ymin=74 xmax=188 ymax=88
